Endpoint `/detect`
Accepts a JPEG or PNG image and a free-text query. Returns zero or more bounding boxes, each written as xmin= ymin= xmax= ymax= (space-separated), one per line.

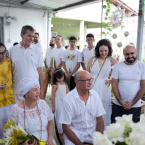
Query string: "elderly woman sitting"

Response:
xmin=9 ymin=78 xmax=56 ymax=145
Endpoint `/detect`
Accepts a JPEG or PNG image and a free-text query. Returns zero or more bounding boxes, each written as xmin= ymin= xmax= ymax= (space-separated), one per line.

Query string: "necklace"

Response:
xmin=66 ymin=49 xmax=75 ymax=72
xmin=91 ymin=57 xmax=107 ymax=88
xmin=24 ymin=99 xmax=42 ymax=139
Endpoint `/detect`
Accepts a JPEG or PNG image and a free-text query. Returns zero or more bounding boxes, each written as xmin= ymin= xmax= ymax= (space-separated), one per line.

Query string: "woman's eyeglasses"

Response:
xmin=0 ymin=50 xmax=7 ymax=56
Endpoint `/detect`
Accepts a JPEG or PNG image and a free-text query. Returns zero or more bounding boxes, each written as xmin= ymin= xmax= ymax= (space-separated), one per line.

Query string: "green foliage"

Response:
xmin=54 ymin=58 xmax=56 ymax=70
xmin=107 ymin=27 xmax=112 ymax=31
xmin=142 ymin=58 xmax=145 ymax=63
xmin=102 ymin=0 xmax=113 ymax=35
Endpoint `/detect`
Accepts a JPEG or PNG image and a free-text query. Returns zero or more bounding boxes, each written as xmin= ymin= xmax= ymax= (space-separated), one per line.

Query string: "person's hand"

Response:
xmin=121 ymin=101 xmax=129 ymax=109
xmin=46 ymin=138 xmax=54 ymax=145
xmin=0 ymin=84 xmax=7 ymax=90
xmin=59 ymin=133 xmax=64 ymax=144
xmin=40 ymin=89 xmax=44 ymax=99
xmin=45 ymin=68 xmax=51 ymax=73
xmin=66 ymin=73 xmax=71 ymax=79
xmin=22 ymin=139 xmax=37 ymax=145
xmin=105 ymin=79 xmax=112 ymax=87
xmin=125 ymin=102 xmax=133 ymax=110
xmin=52 ymin=107 xmax=55 ymax=113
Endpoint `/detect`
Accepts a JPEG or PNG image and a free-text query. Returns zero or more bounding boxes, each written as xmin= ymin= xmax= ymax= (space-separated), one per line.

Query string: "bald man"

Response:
xmin=111 ymin=45 xmax=145 ymax=123
xmin=59 ymin=70 xmax=105 ymax=145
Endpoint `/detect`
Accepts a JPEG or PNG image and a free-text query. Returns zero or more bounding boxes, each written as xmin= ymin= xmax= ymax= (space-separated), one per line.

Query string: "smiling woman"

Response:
xmin=86 ymin=39 xmax=118 ymax=130
xmin=0 ymin=42 xmax=15 ymax=139
xmin=9 ymin=78 xmax=57 ymax=145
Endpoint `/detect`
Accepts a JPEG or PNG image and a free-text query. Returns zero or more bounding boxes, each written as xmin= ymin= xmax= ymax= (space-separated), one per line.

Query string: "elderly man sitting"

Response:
xmin=59 ymin=70 xmax=105 ymax=145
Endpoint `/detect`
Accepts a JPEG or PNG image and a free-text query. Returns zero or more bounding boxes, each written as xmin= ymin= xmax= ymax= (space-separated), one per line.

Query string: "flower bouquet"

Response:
xmin=93 ymin=114 xmax=145 ymax=145
xmin=0 ymin=119 xmax=46 ymax=145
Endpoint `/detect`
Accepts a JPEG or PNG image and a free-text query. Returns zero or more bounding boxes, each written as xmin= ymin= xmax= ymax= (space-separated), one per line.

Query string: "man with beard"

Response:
xmin=43 ymin=37 xmax=56 ymax=98
xmin=32 ymin=33 xmax=43 ymax=52
xmin=111 ymin=45 xmax=145 ymax=123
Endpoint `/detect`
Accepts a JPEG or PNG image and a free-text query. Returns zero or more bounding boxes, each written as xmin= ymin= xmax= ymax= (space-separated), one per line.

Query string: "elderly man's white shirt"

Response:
xmin=59 ymin=87 xmax=105 ymax=143
xmin=9 ymin=43 xmax=43 ymax=96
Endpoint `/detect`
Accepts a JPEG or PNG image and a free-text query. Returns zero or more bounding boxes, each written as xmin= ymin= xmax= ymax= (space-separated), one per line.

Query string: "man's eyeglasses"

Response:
xmin=77 ymin=78 xmax=94 ymax=83
xmin=0 ymin=50 xmax=7 ymax=56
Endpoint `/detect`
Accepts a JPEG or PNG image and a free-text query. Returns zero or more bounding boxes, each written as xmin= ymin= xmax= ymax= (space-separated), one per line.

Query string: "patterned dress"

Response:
xmin=0 ymin=58 xmax=15 ymax=138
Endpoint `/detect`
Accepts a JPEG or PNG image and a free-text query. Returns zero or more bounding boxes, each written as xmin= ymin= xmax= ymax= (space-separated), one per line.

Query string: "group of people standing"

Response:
xmin=0 ymin=24 xmax=145 ymax=145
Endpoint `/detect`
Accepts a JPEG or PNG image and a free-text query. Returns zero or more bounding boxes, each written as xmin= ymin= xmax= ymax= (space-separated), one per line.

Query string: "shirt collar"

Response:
xmin=18 ymin=42 xmax=33 ymax=49
xmin=74 ymin=87 xmax=93 ymax=100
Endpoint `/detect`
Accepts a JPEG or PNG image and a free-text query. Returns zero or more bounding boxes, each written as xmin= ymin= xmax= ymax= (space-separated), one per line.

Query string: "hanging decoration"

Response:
xmin=117 ymin=42 xmax=122 ymax=48
xmin=112 ymin=33 xmax=117 ymax=39
xmin=124 ymin=31 xmax=129 ymax=37
xmin=109 ymin=6 xmax=125 ymax=29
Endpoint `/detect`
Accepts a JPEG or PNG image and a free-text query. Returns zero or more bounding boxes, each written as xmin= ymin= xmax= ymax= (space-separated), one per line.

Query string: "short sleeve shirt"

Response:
xmin=82 ymin=47 xmax=95 ymax=68
xmin=59 ymin=88 xmax=106 ymax=141
xmin=62 ymin=49 xmax=82 ymax=76
xmin=112 ymin=61 xmax=145 ymax=107
xmin=51 ymin=46 xmax=65 ymax=68
xmin=9 ymin=43 xmax=43 ymax=95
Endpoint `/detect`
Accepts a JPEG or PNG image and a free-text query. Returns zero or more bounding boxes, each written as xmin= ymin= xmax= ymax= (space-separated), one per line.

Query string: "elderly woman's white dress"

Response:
xmin=9 ymin=99 xmax=56 ymax=143
xmin=90 ymin=57 xmax=111 ymax=129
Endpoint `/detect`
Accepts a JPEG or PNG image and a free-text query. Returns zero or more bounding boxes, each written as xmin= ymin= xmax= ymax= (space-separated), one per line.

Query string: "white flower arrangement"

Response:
xmin=93 ymin=114 xmax=145 ymax=145
xmin=109 ymin=6 xmax=125 ymax=29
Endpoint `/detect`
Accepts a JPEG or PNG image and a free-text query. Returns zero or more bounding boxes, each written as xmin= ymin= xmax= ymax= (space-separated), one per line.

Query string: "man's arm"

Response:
xmin=126 ymin=80 xmax=145 ymax=109
xmin=70 ymin=62 xmax=80 ymax=76
xmin=112 ymin=78 xmax=128 ymax=108
xmin=96 ymin=116 xmax=104 ymax=133
xmin=81 ymin=57 xmax=86 ymax=70
xmin=37 ymin=67 xmax=44 ymax=99
xmin=62 ymin=124 xmax=83 ymax=145
xmin=57 ymin=58 xmax=63 ymax=68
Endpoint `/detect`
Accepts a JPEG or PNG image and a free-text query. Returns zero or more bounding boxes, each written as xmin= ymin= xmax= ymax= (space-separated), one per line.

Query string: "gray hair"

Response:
xmin=74 ymin=72 xmax=81 ymax=81
xmin=21 ymin=25 xmax=34 ymax=35
xmin=74 ymin=70 xmax=90 ymax=81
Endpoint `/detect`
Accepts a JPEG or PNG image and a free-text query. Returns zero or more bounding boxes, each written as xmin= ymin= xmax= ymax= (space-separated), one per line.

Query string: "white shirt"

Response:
xmin=112 ymin=61 xmax=145 ymax=107
xmin=82 ymin=47 xmax=95 ymax=68
xmin=32 ymin=43 xmax=43 ymax=52
xmin=9 ymin=99 xmax=55 ymax=143
xmin=45 ymin=46 xmax=54 ymax=68
xmin=51 ymin=46 xmax=65 ymax=68
xmin=9 ymin=43 xmax=43 ymax=95
xmin=59 ymin=88 xmax=105 ymax=142
xmin=62 ymin=49 xmax=82 ymax=76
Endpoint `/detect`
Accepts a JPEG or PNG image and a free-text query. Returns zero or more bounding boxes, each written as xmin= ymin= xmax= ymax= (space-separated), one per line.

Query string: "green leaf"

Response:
xmin=102 ymin=26 xmax=106 ymax=29
xmin=107 ymin=9 xmax=110 ymax=13
xmin=107 ymin=32 xmax=110 ymax=34
xmin=106 ymin=12 xmax=108 ymax=16
xmin=102 ymin=22 xmax=106 ymax=25
xmin=107 ymin=3 xmax=110 ymax=8
xmin=105 ymin=17 xmax=107 ymax=20
xmin=109 ymin=1 xmax=113 ymax=4
xmin=107 ymin=27 xmax=112 ymax=31
xmin=106 ymin=0 xmax=108 ymax=2
xmin=101 ymin=32 xmax=106 ymax=34
xmin=102 ymin=5 xmax=106 ymax=8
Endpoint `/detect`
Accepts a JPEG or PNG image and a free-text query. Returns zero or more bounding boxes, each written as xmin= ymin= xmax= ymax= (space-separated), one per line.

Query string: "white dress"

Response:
xmin=55 ymin=83 xmax=66 ymax=133
xmin=9 ymin=99 xmax=56 ymax=144
xmin=90 ymin=57 xmax=111 ymax=129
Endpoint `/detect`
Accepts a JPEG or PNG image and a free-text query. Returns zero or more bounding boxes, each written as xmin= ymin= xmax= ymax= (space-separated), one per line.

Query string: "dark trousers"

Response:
xmin=68 ymin=76 xmax=76 ymax=91
xmin=111 ymin=103 xmax=141 ymax=123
